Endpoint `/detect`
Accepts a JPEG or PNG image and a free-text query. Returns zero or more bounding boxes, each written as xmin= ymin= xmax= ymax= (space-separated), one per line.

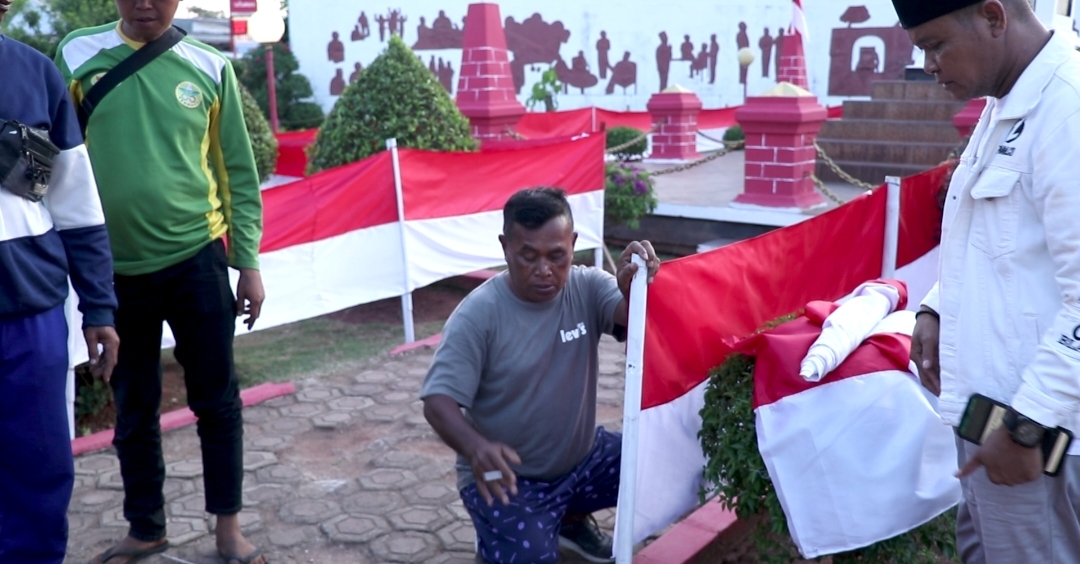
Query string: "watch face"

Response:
xmin=1015 ymin=421 xmax=1044 ymax=447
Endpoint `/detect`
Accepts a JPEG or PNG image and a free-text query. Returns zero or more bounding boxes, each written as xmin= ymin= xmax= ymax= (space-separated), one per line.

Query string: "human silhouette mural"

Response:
xmin=437 ymin=59 xmax=455 ymax=92
xmin=555 ymin=50 xmax=599 ymax=93
xmin=606 ymin=51 xmax=636 ymax=95
xmin=504 ymin=13 xmax=572 ymax=93
xmin=827 ymin=6 xmax=914 ymax=96
xmin=327 ymin=32 xmax=345 ymax=63
xmin=352 ymin=11 xmax=370 ymax=41
xmin=774 ymin=28 xmax=785 ymax=79
xmin=413 ymin=9 xmax=464 ymax=50
xmin=375 ymin=14 xmax=388 ymax=41
xmin=350 ymin=62 xmax=363 ymax=83
xmin=679 ymin=34 xmax=694 ymax=61
xmin=656 ymin=31 xmax=672 ymax=91
xmin=736 ymin=22 xmax=750 ymax=85
xmin=708 ymin=34 xmax=719 ymax=84
xmin=759 ymin=27 xmax=773 ymax=77
xmin=691 ymin=43 xmax=708 ymax=78
xmin=330 ymin=68 xmax=346 ymax=95
xmin=596 ymin=31 xmax=611 ymax=79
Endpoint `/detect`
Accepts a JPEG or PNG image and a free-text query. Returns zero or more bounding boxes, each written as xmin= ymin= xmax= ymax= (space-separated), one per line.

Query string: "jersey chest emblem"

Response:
xmin=175 ymin=81 xmax=203 ymax=109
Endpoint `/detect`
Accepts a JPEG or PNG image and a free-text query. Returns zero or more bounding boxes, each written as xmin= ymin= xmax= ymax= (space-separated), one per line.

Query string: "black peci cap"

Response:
xmin=891 ymin=0 xmax=984 ymax=28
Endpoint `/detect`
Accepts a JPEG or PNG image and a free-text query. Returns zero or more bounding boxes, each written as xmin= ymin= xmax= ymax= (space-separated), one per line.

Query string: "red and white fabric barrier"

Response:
xmin=614 ymin=164 xmax=950 ymax=555
xmin=67 ymin=135 xmax=605 ymax=434
xmin=740 ymin=281 xmax=960 ymax=557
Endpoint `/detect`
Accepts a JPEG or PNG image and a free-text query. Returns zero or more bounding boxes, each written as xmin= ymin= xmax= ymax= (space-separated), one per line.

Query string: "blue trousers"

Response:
xmin=462 ymin=427 xmax=622 ymax=564
xmin=0 ymin=305 xmax=73 ymax=564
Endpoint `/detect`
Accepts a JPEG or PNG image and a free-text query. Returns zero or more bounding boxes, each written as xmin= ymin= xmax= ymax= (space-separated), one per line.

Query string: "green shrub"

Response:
xmin=722 ymin=124 xmax=745 ymax=142
xmin=605 ymin=126 xmax=648 ymax=161
xmin=307 ymin=35 xmax=477 ymax=173
xmin=239 ymin=84 xmax=279 ymax=183
xmin=526 ymin=68 xmax=562 ymax=113
xmin=604 ymin=162 xmax=657 ymax=229
xmin=699 ymin=333 xmax=958 ymax=564
xmin=74 ymin=364 xmax=111 ymax=421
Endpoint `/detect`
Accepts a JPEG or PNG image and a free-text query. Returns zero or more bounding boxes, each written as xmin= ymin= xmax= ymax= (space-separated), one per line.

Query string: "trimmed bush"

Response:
xmin=604 ymin=162 xmax=657 ymax=229
xmin=308 ymin=35 xmax=477 ymax=173
xmin=235 ymin=44 xmax=325 ymax=131
xmin=605 ymin=126 xmax=648 ymax=161
xmin=722 ymin=124 xmax=745 ymax=142
xmin=699 ymin=330 xmax=957 ymax=564
xmin=239 ymin=84 xmax=279 ymax=183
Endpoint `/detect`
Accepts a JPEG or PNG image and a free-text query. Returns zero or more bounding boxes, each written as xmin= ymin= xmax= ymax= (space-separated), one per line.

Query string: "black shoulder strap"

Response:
xmin=77 ymin=25 xmax=187 ymax=132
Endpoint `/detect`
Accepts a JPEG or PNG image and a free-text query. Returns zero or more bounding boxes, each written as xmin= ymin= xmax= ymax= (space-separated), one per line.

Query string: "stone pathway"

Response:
xmin=64 ymin=336 xmax=628 ymax=564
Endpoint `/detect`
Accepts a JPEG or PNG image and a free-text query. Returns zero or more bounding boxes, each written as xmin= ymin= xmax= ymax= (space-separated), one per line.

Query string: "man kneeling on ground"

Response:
xmin=421 ymin=187 xmax=660 ymax=564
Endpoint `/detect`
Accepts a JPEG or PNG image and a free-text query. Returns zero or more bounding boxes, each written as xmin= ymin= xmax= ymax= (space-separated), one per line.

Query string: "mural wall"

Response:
xmin=290 ymin=0 xmax=1077 ymax=113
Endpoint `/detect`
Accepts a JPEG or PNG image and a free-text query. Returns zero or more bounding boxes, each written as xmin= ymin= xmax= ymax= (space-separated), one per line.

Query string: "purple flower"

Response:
xmin=613 ymin=176 xmax=625 ymax=185
xmin=634 ymin=180 xmax=647 ymax=194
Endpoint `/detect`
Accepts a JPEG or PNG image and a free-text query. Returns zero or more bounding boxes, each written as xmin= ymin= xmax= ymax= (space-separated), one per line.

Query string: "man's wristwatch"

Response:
xmin=1002 ymin=408 xmax=1046 ymax=448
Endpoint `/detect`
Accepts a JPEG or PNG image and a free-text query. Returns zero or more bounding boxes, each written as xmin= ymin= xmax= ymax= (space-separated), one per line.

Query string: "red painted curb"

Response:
xmin=71 ymin=381 xmax=297 ymax=457
xmin=389 ymin=333 xmax=443 ymax=356
xmin=633 ymin=499 xmax=740 ymax=564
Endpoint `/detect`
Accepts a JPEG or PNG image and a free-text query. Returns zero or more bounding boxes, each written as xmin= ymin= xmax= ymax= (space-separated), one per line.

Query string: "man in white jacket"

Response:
xmin=894 ymin=0 xmax=1080 ymax=562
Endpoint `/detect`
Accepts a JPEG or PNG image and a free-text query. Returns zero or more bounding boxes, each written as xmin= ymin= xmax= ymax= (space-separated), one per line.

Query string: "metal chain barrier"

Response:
xmin=650 ymin=147 xmax=731 ymax=176
xmin=606 ymin=126 xmax=657 ymax=155
xmin=812 ymin=139 xmax=878 ymax=191
xmin=809 ymin=173 xmax=854 ymax=206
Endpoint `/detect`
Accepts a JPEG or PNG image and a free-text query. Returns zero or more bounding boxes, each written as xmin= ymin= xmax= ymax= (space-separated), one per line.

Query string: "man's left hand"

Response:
xmin=83 ymin=326 xmax=119 ymax=382
xmin=616 ymin=240 xmax=660 ymax=297
xmin=236 ymin=268 xmax=265 ymax=330
xmin=957 ymin=425 xmax=1043 ymax=486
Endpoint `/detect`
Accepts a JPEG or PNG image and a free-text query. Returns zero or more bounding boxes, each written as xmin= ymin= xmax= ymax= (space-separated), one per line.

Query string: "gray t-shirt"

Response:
xmin=420 ymin=266 xmax=624 ymax=489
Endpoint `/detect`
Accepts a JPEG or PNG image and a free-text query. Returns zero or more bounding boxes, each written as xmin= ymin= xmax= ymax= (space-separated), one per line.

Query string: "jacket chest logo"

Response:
xmin=175 ymin=81 xmax=203 ymax=109
xmin=997 ymin=120 xmax=1025 ymax=157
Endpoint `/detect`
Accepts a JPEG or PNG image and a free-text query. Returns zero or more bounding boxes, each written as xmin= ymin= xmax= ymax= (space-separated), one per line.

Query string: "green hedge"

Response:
xmin=239 ymin=84 xmax=279 ymax=183
xmin=307 ymin=35 xmax=477 ymax=173
xmin=605 ymin=126 xmax=648 ymax=161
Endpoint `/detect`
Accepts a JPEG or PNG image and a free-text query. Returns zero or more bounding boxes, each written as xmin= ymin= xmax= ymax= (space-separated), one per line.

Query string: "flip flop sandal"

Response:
xmin=219 ymin=547 xmax=265 ymax=564
xmin=90 ymin=541 xmax=170 ymax=564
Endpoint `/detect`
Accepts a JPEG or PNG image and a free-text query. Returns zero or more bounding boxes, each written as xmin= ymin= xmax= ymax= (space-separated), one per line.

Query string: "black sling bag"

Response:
xmin=76 ymin=25 xmax=187 ymax=133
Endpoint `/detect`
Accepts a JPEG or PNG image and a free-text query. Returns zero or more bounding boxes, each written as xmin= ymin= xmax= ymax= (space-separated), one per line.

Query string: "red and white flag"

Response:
xmin=626 ymin=166 xmax=950 ymax=545
xmin=738 ymin=281 xmax=960 ymax=557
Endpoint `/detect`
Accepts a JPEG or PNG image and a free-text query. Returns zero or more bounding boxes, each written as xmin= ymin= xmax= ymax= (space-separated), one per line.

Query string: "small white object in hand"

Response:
xmin=483 ymin=470 xmax=503 ymax=482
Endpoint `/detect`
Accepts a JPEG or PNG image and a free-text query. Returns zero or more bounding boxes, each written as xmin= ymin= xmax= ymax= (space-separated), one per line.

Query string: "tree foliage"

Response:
xmin=307 ymin=34 xmax=477 ymax=174
xmin=699 ymin=333 xmax=958 ymax=564
xmin=238 ymin=84 xmax=279 ymax=183
xmin=1 ymin=0 xmax=117 ymax=58
xmin=234 ymin=44 xmax=324 ymax=131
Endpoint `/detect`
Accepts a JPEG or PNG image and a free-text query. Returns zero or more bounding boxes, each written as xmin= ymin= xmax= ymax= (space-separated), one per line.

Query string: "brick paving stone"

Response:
xmin=279 ymin=498 xmax=343 ymax=525
xmin=312 ymin=411 xmax=353 ymax=429
xmin=268 ymin=526 xmax=317 ymax=548
xmin=370 ymin=451 xmax=431 ymax=469
xmin=387 ymin=505 xmax=454 ymax=532
xmin=262 ymin=417 xmax=313 ymax=434
xmin=429 ymin=553 xmax=479 ymax=564
xmin=436 ymin=521 xmax=477 ymax=553
xmin=327 ymin=396 xmax=375 ymax=411
xmin=100 ymin=506 xmax=126 ymax=529
xmin=96 ymin=469 xmax=124 ymax=491
xmin=358 ymin=468 xmax=419 ymax=491
xmin=369 ymin=531 xmax=440 ymax=563
xmin=279 ymin=402 xmax=326 ymax=418
xmin=165 ymin=458 xmax=204 ymax=479
xmin=374 ymin=390 xmax=413 ymax=405
xmin=169 ymin=492 xmax=207 ymax=518
xmin=242 ymin=482 xmax=294 ymax=506
xmin=74 ymin=454 xmax=119 ymax=476
xmin=343 ymin=383 xmax=386 ymax=397
xmin=255 ymin=464 xmax=304 ymax=484
xmin=208 ymin=509 xmax=263 ymax=535
xmin=361 ymin=403 xmax=406 ymax=423
xmin=296 ymin=387 xmax=340 ymax=402
xmin=245 ymin=434 xmax=290 ymax=452
xmin=242 ymin=450 xmax=279 ymax=471
xmin=341 ymin=490 xmax=405 ymax=515
xmin=69 ymin=489 xmax=122 ymax=514
xmin=262 ymin=395 xmax=296 ymax=408
xmin=297 ymin=478 xmax=357 ymax=499
xmin=320 ymin=513 xmax=389 ymax=544
xmin=241 ymin=406 xmax=277 ymax=424
xmin=354 ymin=370 xmax=396 ymax=384
xmin=166 ymin=516 xmax=209 ymax=545
xmin=402 ymin=482 xmax=458 ymax=506
xmin=67 ymin=513 xmax=98 ymax=534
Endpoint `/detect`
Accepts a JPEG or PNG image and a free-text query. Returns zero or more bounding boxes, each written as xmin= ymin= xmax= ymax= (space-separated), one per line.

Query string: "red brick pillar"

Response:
xmin=777 ymin=31 xmax=809 ymax=90
xmin=454 ymin=3 xmax=525 ymax=141
xmin=646 ymin=87 xmax=702 ymax=161
xmin=734 ymin=88 xmax=827 ymax=209
xmin=952 ymin=98 xmax=986 ymax=138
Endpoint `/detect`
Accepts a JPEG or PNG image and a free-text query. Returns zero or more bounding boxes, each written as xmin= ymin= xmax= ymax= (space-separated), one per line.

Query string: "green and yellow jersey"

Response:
xmin=56 ymin=22 xmax=263 ymax=276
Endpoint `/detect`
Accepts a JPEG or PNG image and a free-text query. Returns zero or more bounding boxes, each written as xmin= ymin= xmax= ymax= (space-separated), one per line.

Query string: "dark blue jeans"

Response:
xmin=110 ymin=240 xmax=243 ymax=541
xmin=462 ymin=427 xmax=622 ymax=564
xmin=0 ymin=305 xmax=72 ymax=564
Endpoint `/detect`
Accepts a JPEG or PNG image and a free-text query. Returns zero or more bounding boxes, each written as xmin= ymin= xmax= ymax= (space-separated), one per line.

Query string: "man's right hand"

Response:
xmin=468 ymin=440 xmax=521 ymax=507
xmin=911 ymin=309 xmax=941 ymax=396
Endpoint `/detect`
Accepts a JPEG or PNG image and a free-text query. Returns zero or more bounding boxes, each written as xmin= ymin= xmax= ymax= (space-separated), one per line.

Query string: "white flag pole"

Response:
xmin=388 ymin=138 xmax=415 ymax=344
xmin=614 ymin=254 xmax=648 ymax=563
xmin=882 ymin=176 xmax=901 ymax=279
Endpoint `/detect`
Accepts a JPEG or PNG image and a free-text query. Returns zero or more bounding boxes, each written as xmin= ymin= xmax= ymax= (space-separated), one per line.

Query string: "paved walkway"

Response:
xmin=64 ymin=336 xmax=628 ymax=564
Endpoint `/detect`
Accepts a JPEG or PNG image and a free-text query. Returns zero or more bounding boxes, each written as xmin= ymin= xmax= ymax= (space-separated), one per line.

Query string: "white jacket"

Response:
xmin=923 ymin=32 xmax=1080 ymax=439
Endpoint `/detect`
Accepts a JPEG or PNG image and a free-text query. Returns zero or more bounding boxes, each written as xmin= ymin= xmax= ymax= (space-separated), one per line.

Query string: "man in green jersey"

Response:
xmin=56 ymin=1 xmax=266 ymax=562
